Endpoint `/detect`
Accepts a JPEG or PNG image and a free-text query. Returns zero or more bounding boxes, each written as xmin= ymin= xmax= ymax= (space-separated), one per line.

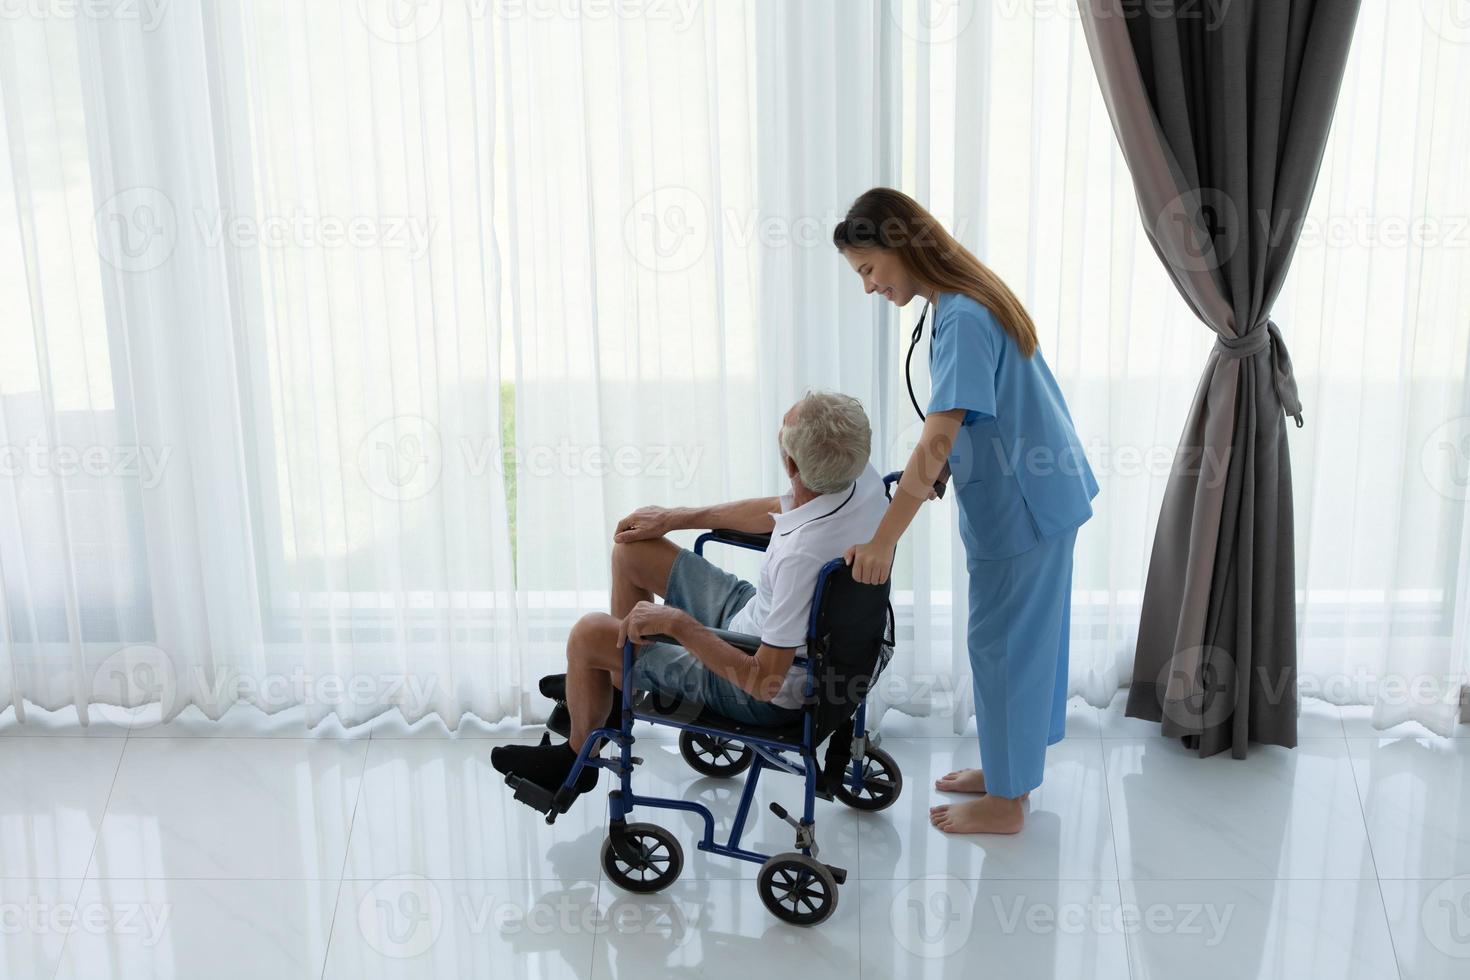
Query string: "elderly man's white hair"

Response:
xmin=779 ymin=391 xmax=872 ymax=495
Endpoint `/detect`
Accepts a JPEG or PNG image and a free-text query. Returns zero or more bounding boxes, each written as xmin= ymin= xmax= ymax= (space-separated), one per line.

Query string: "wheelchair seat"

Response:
xmin=541 ymin=676 xmax=806 ymax=745
xmin=633 ymin=699 xmax=807 ymax=746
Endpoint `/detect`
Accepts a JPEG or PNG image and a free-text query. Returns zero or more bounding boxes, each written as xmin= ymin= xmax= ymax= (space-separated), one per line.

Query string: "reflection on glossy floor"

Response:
xmin=2 ymin=695 xmax=1467 ymax=979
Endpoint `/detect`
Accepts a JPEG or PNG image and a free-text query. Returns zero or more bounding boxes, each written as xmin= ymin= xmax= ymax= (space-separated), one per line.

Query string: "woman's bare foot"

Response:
xmin=930 ymin=795 xmax=1025 ymax=835
xmin=933 ymin=768 xmax=1028 ymax=799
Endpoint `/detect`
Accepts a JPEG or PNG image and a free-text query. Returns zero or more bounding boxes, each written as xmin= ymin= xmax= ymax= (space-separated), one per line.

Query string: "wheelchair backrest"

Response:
xmin=804 ymin=559 xmax=894 ymax=741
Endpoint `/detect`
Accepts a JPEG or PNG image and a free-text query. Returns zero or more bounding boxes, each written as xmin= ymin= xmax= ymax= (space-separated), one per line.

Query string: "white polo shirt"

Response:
xmin=723 ymin=463 xmax=889 ymax=709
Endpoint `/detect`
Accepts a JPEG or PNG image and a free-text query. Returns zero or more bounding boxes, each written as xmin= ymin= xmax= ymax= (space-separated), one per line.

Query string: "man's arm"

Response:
xmin=672 ymin=497 xmax=781 ymax=534
xmin=676 ymin=549 xmax=811 ymax=699
xmin=668 ymin=619 xmax=797 ymax=701
xmin=615 ymin=496 xmax=780 ymax=542
xmin=617 ymin=602 xmax=797 ymax=701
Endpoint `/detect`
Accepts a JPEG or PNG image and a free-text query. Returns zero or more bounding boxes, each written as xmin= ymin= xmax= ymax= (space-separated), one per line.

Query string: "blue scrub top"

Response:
xmin=928 ymin=292 xmax=1099 ymax=560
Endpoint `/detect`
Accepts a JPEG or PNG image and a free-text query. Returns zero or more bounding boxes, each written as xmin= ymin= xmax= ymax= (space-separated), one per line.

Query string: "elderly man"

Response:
xmin=491 ymin=391 xmax=887 ymax=795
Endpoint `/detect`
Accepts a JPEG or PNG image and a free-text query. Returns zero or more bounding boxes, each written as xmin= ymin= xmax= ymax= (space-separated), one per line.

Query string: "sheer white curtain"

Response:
xmin=1 ymin=0 xmax=1466 ymax=734
xmin=1 ymin=1 xmax=521 ymax=728
xmin=1283 ymin=0 xmax=1470 ymax=735
xmin=496 ymin=1 xmax=767 ymax=696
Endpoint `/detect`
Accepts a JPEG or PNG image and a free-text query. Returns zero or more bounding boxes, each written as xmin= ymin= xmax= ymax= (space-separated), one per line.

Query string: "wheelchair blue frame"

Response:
xmin=552 ymin=556 xmax=845 ymax=870
xmin=517 ymin=472 xmax=901 ymax=880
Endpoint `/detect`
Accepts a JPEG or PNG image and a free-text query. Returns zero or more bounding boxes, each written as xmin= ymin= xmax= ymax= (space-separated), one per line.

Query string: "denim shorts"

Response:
xmin=626 ymin=548 xmax=804 ymax=727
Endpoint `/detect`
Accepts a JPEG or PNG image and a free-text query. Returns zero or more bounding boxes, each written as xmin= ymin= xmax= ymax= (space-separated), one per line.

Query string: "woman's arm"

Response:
xmin=846 ymin=409 xmax=966 ymax=584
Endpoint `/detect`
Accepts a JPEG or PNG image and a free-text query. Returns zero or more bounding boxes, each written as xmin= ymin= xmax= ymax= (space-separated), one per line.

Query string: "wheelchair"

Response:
xmin=506 ymin=473 xmax=905 ymax=926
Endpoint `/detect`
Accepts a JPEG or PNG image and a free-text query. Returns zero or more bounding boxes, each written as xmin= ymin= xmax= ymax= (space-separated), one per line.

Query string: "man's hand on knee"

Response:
xmin=614 ymin=506 xmax=676 ymax=543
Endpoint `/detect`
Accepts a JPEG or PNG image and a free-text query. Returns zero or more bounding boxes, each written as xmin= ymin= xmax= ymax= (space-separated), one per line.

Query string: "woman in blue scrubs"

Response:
xmin=834 ymin=188 xmax=1098 ymax=835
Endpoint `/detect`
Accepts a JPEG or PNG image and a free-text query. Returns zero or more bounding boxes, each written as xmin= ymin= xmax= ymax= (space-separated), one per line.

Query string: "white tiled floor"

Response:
xmin=3 ymin=695 xmax=1469 ymax=979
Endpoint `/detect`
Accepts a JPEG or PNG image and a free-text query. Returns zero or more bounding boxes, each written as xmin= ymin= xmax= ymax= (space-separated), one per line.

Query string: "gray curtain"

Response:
xmin=1078 ymin=0 xmax=1361 ymax=758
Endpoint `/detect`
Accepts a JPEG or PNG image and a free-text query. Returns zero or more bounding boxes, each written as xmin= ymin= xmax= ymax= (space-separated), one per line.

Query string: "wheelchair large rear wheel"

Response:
xmin=834 ymin=745 xmax=902 ymax=811
xmin=679 ymin=731 xmax=753 ymax=778
xmin=757 ymin=852 xmax=838 ymax=926
xmin=602 ymin=822 xmax=683 ymax=894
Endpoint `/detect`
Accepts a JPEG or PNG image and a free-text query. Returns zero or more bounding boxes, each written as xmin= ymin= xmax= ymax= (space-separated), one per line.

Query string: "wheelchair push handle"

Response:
xmin=883 ymin=468 xmax=945 ymax=500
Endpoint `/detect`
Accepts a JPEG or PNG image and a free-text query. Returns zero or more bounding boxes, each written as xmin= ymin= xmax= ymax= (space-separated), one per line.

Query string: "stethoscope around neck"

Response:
xmin=905 ymin=297 xmax=932 ymax=423
xmin=902 ymin=296 xmax=947 ymax=499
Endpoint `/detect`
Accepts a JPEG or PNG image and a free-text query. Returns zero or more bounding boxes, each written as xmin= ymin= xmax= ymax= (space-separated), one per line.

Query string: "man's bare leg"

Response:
xmin=610 ymin=538 xmax=681 ymax=617
xmin=566 ymin=612 xmax=626 ymax=751
xmin=490 ymin=614 xmax=616 ymax=792
xmin=558 ymin=540 xmax=679 ymax=752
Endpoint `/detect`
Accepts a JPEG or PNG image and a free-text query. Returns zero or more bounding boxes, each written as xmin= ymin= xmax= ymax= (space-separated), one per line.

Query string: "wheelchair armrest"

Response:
xmin=709 ymin=628 xmax=762 ymax=652
xmin=698 ymin=528 xmax=772 ymax=552
xmin=644 ymin=628 xmax=763 ymax=653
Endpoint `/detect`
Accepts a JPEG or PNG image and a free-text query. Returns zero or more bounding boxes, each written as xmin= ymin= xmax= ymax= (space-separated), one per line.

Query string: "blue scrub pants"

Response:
xmin=964 ymin=526 xmax=1076 ymax=799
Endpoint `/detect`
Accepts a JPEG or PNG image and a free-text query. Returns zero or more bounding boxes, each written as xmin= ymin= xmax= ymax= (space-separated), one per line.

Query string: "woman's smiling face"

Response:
xmin=842 ymin=246 xmax=925 ymax=306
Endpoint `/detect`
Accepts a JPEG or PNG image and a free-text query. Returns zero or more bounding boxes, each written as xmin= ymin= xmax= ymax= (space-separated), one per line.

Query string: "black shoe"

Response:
xmin=491 ymin=737 xmax=599 ymax=794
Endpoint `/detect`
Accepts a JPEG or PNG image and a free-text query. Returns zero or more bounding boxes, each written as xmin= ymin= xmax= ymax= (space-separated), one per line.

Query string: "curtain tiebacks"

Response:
xmin=1213 ymin=320 xmax=1305 ymax=429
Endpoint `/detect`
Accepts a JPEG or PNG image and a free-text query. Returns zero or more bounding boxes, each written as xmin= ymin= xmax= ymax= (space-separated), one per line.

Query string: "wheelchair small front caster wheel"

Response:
xmin=834 ymin=745 xmax=902 ymax=811
xmin=679 ymin=731 xmax=753 ymax=778
xmin=602 ymin=822 xmax=683 ymax=893
xmin=757 ymin=852 xmax=838 ymax=926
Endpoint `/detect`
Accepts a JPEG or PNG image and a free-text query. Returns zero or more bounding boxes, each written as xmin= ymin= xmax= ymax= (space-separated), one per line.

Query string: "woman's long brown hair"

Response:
xmin=833 ymin=187 xmax=1038 ymax=357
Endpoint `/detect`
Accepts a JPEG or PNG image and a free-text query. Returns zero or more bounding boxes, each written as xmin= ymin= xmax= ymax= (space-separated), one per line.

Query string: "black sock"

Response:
xmin=556 ymin=743 xmax=601 ymax=792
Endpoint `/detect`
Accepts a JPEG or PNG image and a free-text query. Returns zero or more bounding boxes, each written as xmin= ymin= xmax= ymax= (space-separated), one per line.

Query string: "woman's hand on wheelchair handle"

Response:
xmin=616 ymin=600 xmax=691 ymax=648
xmin=930 ymin=461 xmax=951 ymax=500
xmin=614 ymin=506 xmax=673 ymax=543
xmin=844 ymin=538 xmax=894 ymax=586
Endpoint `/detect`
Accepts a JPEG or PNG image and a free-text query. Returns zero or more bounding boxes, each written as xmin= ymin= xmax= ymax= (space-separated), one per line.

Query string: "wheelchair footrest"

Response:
xmin=506 ymin=774 xmax=577 ymax=824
